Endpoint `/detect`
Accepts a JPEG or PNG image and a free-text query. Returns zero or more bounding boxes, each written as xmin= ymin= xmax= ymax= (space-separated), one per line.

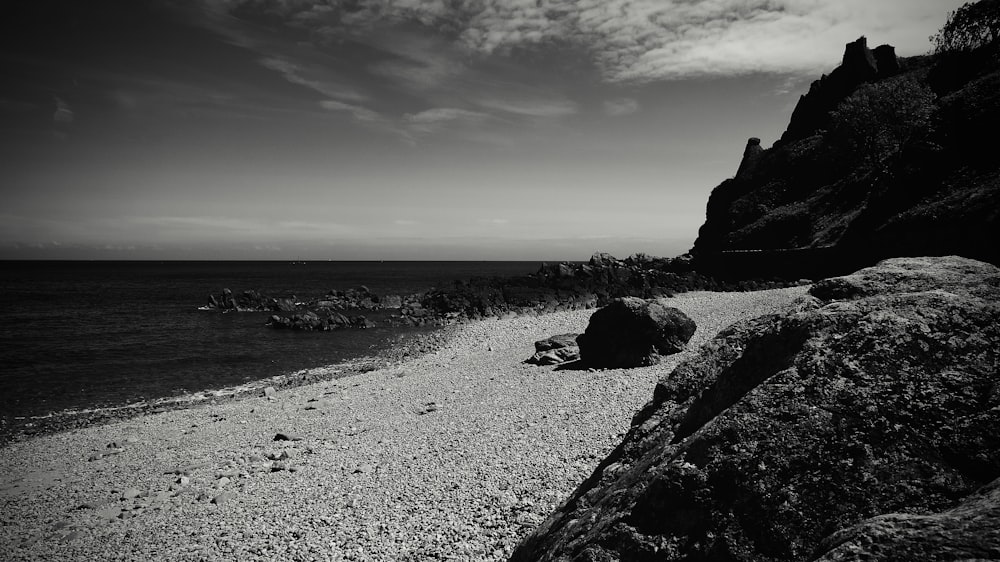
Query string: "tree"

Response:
xmin=829 ymin=76 xmax=937 ymax=166
xmin=932 ymin=0 xmax=1000 ymax=53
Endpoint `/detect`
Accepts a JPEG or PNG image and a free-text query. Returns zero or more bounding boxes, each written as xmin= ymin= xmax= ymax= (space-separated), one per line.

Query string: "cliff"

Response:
xmin=691 ymin=37 xmax=1000 ymax=279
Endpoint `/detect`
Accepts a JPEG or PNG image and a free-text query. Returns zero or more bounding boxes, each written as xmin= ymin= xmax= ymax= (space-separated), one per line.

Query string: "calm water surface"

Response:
xmin=0 ymin=261 xmax=541 ymax=424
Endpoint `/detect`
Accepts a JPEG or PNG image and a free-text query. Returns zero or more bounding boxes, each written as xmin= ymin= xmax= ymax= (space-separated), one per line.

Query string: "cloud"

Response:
xmin=475 ymin=95 xmax=577 ymax=117
xmin=52 ymin=96 xmax=74 ymax=125
xmin=365 ymin=32 xmax=467 ymax=92
xmin=403 ymin=107 xmax=491 ymax=134
xmin=204 ymin=0 xmax=962 ymax=82
xmin=259 ymin=56 xmax=368 ymax=103
xmin=319 ymin=99 xmax=382 ymax=122
xmin=603 ymin=97 xmax=639 ymax=116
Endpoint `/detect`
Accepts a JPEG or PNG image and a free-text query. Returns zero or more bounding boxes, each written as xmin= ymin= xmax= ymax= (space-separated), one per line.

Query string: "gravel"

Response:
xmin=0 ymin=287 xmax=808 ymax=561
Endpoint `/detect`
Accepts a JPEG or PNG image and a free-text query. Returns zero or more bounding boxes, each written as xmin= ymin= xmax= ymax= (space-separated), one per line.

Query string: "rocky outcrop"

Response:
xmin=511 ymin=256 xmax=1000 ymax=561
xmin=780 ymin=37 xmax=898 ymax=145
xmin=692 ymin=36 xmax=1000 ymax=277
xmin=205 ymin=288 xmax=296 ymax=312
xmin=266 ymin=311 xmax=374 ymax=331
xmin=576 ymin=297 xmax=696 ymax=368
xmin=205 ymin=286 xmax=403 ymax=315
xmin=735 ymin=137 xmax=764 ymax=179
xmin=527 ymin=334 xmax=581 ymax=366
xmin=401 ymin=252 xmax=798 ymax=327
xmin=813 ymin=477 xmax=1000 ymax=561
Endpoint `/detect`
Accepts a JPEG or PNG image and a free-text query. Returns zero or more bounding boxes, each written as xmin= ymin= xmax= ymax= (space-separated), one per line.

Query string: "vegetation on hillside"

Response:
xmin=932 ymin=0 xmax=1000 ymax=53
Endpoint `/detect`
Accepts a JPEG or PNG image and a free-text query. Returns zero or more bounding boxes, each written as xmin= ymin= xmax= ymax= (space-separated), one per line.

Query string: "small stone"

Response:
xmin=353 ymin=463 xmax=374 ymax=474
xmin=263 ymin=387 xmax=277 ymax=398
xmin=87 ymin=454 xmax=103 ymax=462
xmin=96 ymin=506 xmax=121 ymax=520
xmin=212 ymin=491 xmax=234 ymax=505
xmin=217 ymin=477 xmax=231 ymax=487
xmin=122 ymin=488 xmax=141 ymax=500
xmin=176 ymin=476 xmax=190 ymax=486
xmin=273 ymin=432 xmax=303 ymax=441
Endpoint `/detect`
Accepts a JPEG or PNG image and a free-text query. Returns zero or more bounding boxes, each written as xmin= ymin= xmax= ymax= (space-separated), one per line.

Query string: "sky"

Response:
xmin=0 ymin=0 xmax=965 ymax=260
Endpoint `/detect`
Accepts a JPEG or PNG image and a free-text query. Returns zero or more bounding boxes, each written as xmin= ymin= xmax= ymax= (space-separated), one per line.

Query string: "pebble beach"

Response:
xmin=0 ymin=287 xmax=808 ymax=561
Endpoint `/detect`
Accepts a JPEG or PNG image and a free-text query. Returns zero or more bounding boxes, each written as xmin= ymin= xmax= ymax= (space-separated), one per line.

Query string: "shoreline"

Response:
xmin=0 ymin=287 xmax=809 ymax=561
xmin=0 ymin=326 xmax=456 ymax=448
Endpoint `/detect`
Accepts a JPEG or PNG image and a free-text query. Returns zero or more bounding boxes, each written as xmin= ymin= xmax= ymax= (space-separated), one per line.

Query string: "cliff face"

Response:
xmin=511 ymin=256 xmax=1000 ymax=561
xmin=691 ymin=37 xmax=1000 ymax=276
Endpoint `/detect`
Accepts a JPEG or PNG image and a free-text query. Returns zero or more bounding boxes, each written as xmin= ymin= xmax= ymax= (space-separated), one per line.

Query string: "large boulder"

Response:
xmin=576 ymin=297 xmax=696 ymax=368
xmin=511 ymin=256 xmax=1000 ymax=561
xmin=813 ymin=477 xmax=1000 ymax=561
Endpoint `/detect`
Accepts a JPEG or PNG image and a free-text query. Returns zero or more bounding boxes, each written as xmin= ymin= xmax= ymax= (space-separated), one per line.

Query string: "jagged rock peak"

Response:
xmin=841 ymin=36 xmax=878 ymax=79
xmin=779 ymin=36 xmax=900 ymax=144
xmin=735 ymin=136 xmax=764 ymax=179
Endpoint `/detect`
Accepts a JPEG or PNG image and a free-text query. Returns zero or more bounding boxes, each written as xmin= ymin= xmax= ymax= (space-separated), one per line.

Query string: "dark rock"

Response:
xmin=873 ymin=44 xmax=900 ymax=78
xmin=735 ymin=137 xmax=764 ymax=179
xmin=273 ymin=432 xmax=302 ymax=442
xmin=780 ymin=37 xmax=881 ymax=144
xmin=576 ymin=297 xmax=696 ymax=368
xmin=813 ymin=477 xmax=1000 ymax=561
xmin=533 ymin=334 xmax=580 ymax=353
xmin=511 ymin=257 xmax=1000 ymax=562
xmin=692 ymin=37 xmax=1000 ymax=276
xmin=528 ymin=346 xmax=581 ymax=366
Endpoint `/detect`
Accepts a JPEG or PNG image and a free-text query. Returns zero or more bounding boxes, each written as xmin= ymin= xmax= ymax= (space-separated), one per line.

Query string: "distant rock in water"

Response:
xmin=204 ymin=286 xmax=401 ymax=314
xmin=205 ymin=288 xmax=293 ymax=312
xmin=267 ymin=312 xmax=374 ymax=331
xmin=511 ymin=256 xmax=1000 ymax=561
xmin=576 ymin=297 xmax=696 ymax=368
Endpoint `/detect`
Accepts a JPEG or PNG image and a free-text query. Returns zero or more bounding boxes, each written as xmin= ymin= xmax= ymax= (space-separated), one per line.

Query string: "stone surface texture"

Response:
xmin=577 ymin=298 xmax=697 ymax=368
xmin=511 ymin=256 xmax=1000 ymax=562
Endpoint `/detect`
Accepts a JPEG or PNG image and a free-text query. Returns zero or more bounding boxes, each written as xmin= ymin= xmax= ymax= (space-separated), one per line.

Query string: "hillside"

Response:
xmin=691 ymin=37 xmax=1000 ymax=279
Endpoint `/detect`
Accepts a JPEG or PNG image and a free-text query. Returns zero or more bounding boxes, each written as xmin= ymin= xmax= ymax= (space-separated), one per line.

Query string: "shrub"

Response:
xmin=828 ymin=76 xmax=937 ymax=166
xmin=932 ymin=0 xmax=1000 ymax=53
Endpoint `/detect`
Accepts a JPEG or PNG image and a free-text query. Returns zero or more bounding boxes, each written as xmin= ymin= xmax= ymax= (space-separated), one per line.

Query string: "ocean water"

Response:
xmin=0 ymin=261 xmax=542 ymax=430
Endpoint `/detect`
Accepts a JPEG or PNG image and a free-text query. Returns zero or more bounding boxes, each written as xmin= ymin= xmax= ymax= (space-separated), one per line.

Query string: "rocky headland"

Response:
xmin=205 ymin=253 xmax=802 ymax=332
xmin=693 ymin=36 xmax=999 ymax=279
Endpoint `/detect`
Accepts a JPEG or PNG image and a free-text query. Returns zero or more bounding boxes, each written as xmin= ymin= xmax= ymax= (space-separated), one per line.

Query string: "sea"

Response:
xmin=0 ymin=260 xmax=543 ymax=439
